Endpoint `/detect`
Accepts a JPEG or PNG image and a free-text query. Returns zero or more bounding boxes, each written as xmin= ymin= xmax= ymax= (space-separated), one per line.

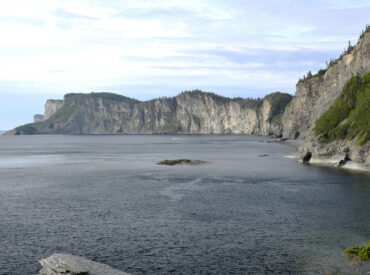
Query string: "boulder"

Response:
xmin=39 ymin=254 xmax=129 ymax=275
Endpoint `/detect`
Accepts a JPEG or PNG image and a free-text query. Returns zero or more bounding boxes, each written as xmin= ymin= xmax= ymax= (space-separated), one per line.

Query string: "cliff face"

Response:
xmin=282 ymin=31 xmax=370 ymax=166
xmin=6 ymin=28 xmax=370 ymax=166
xmin=44 ymin=100 xmax=64 ymax=120
xmin=33 ymin=114 xmax=44 ymax=123
xmin=282 ymin=32 xmax=370 ymax=139
xmin=8 ymin=91 xmax=292 ymax=135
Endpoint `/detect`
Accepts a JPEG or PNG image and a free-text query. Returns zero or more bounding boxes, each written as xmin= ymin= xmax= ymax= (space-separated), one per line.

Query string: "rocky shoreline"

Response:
xmin=39 ymin=254 xmax=129 ymax=275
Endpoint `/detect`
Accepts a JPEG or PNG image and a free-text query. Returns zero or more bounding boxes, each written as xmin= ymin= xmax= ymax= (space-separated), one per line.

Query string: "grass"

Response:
xmin=342 ymin=241 xmax=370 ymax=273
xmin=314 ymin=72 xmax=370 ymax=145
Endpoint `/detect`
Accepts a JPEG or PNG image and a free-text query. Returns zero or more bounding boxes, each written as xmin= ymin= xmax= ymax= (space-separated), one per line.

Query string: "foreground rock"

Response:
xmin=39 ymin=254 xmax=129 ymax=275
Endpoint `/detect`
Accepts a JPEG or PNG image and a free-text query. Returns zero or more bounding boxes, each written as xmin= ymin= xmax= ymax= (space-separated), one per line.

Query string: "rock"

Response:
xmin=338 ymin=154 xmax=351 ymax=167
xmin=39 ymin=254 xmax=129 ymax=275
xmin=7 ymin=91 xmax=292 ymax=136
xmin=282 ymin=32 xmax=370 ymax=140
xmin=157 ymin=159 xmax=207 ymax=166
xmin=301 ymin=152 xmax=312 ymax=163
xmin=283 ymin=31 xmax=370 ymax=167
xmin=33 ymin=114 xmax=44 ymax=122
xmin=44 ymin=100 xmax=64 ymax=120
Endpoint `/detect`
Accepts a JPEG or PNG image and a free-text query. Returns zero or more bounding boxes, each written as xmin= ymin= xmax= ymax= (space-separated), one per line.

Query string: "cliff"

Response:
xmin=5 ymin=27 xmax=370 ymax=167
xmin=33 ymin=114 xmax=44 ymax=123
xmin=44 ymin=100 xmax=64 ymax=120
xmin=282 ymin=28 xmax=370 ymax=166
xmin=282 ymin=30 xmax=370 ymax=140
xmin=7 ymin=91 xmax=292 ymax=135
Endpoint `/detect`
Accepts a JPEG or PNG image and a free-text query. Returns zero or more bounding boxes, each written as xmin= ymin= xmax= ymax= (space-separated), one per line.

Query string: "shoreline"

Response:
xmin=284 ymin=152 xmax=370 ymax=173
xmin=279 ymin=138 xmax=370 ymax=173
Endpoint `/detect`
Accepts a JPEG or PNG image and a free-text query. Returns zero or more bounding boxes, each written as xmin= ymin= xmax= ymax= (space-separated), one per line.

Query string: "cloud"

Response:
xmin=0 ymin=16 xmax=45 ymax=26
xmin=1 ymin=0 xmax=370 ymax=129
xmin=54 ymin=8 xmax=97 ymax=20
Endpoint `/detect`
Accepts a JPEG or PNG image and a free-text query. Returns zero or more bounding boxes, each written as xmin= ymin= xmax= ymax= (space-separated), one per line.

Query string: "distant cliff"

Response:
xmin=44 ymin=99 xmax=64 ymax=120
xmin=33 ymin=114 xmax=44 ymax=123
xmin=7 ymin=91 xmax=292 ymax=135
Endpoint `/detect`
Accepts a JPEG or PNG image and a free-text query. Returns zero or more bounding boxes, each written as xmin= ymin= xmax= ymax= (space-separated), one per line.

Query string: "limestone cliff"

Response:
xmin=6 ymin=27 xmax=370 ymax=167
xmin=33 ymin=114 xmax=44 ymax=123
xmin=282 ymin=31 xmax=370 ymax=140
xmin=282 ymin=29 xmax=370 ymax=166
xmin=7 ymin=91 xmax=292 ymax=135
xmin=44 ymin=99 xmax=64 ymax=120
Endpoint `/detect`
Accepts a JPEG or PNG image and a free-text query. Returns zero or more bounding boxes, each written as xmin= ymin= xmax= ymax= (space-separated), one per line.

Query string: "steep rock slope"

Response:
xmin=8 ymin=91 xmax=292 ymax=135
xmin=301 ymin=73 xmax=370 ymax=166
xmin=282 ymin=29 xmax=370 ymax=166
xmin=282 ymin=31 xmax=370 ymax=139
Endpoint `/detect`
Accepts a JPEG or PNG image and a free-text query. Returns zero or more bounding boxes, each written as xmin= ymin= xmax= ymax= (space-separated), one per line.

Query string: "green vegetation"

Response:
xmin=314 ymin=72 xmax=370 ymax=145
xmin=179 ymin=89 xmax=264 ymax=109
xmin=343 ymin=241 xmax=370 ymax=263
xmin=64 ymin=92 xmax=140 ymax=104
xmin=233 ymin=97 xmax=263 ymax=109
xmin=264 ymin=92 xmax=293 ymax=120
xmin=342 ymin=241 xmax=370 ymax=273
xmin=44 ymin=105 xmax=77 ymax=125
xmin=14 ymin=123 xmax=40 ymax=135
xmin=161 ymin=118 xmax=183 ymax=133
xmin=359 ymin=24 xmax=370 ymax=40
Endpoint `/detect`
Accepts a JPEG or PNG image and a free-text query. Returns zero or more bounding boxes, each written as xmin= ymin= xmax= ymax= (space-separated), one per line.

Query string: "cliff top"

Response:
xmin=57 ymin=90 xmax=291 ymax=111
xmin=64 ymin=92 xmax=141 ymax=105
xmin=298 ymin=25 xmax=370 ymax=84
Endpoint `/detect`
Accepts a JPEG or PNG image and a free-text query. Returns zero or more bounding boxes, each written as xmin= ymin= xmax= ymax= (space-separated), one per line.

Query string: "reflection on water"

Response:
xmin=0 ymin=135 xmax=369 ymax=274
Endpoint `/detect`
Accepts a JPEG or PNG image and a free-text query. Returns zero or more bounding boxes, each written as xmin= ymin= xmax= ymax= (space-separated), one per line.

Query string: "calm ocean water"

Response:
xmin=0 ymin=135 xmax=369 ymax=274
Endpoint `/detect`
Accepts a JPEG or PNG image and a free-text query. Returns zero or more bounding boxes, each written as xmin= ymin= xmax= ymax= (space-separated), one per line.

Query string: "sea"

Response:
xmin=0 ymin=135 xmax=369 ymax=274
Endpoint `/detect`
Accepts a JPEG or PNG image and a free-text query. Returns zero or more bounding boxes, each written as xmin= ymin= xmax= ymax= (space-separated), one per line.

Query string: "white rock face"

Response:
xmin=282 ymin=32 xmax=370 ymax=140
xmin=39 ymin=254 xmax=130 ymax=275
xmin=281 ymin=32 xmax=370 ymax=167
xmin=44 ymin=100 xmax=64 ymax=120
xmin=16 ymin=91 xmax=292 ymax=136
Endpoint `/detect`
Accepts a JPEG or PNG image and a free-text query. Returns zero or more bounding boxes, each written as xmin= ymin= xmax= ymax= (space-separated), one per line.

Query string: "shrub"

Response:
xmin=314 ymin=72 xmax=370 ymax=145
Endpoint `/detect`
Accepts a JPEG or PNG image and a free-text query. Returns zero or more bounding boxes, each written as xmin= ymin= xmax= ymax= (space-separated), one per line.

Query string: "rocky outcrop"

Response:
xmin=282 ymin=31 xmax=370 ymax=140
xmin=33 ymin=114 xmax=44 ymax=122
xmin=299 ymin=135 xmax=370 ymax=168
xmin=7 ymin=91 xmax=292 ymax=136
xmin=39 ymin=254 xmax=129 ymax=275
xmin=281 ymin=30 xmax=370 ymax=167
xmin=44 ymin=100 xmax=64 ymax=120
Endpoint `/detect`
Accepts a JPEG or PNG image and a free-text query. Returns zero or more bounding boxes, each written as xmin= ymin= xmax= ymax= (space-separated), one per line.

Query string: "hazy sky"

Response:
xmin=1 ymin=0 xmax=370 ymax=129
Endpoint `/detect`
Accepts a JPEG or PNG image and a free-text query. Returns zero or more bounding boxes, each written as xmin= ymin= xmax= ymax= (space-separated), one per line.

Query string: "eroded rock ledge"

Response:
xmin=39 ymin=254 xmax=129 ymax=275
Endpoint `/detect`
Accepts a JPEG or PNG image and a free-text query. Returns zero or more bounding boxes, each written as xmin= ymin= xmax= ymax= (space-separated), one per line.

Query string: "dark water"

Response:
xmin=0 ymin=135 xmax=369 ymax=274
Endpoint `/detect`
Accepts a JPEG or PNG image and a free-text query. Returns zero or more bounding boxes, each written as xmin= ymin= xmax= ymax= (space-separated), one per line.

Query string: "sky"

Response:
xmin=0 ymin=0 xmax=370 ymax=130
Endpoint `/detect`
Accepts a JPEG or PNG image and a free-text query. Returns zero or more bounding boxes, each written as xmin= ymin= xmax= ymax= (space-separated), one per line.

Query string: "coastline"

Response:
xmin=280 ymin=139 xmax=370 ymax=173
